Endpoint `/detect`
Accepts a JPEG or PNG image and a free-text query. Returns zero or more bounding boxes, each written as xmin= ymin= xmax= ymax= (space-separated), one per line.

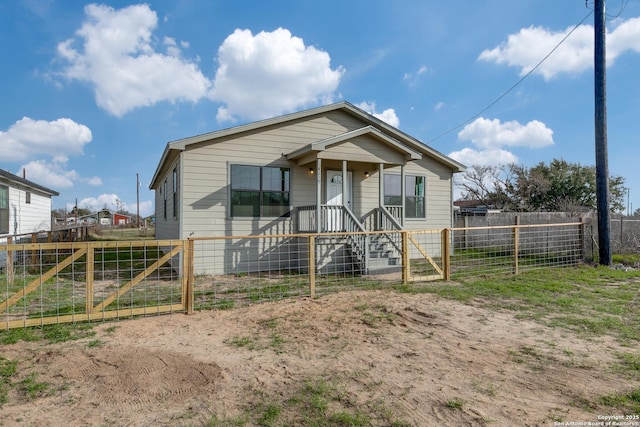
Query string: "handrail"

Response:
xmin=343 ymin=206 xmax=369 ymax=270
xmin=377 ymin=206 xmax=403 ymax=255
xmin=383 ymin=205 xmax=403 ymax=226
xmin=296 ymin=205 xmax=317 ymax=233
xmin=379 ymin=205 xmax=403 ymax=231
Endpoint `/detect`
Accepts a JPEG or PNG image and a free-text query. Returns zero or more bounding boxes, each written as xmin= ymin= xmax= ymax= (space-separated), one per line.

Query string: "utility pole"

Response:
xmin=594 ymin=0 xmax=611 ymax=265
xmin=136 ymin=173 xmax=140 ymax=227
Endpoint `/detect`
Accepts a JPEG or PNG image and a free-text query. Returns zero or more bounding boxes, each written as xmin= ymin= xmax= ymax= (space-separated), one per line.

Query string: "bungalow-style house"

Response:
xmin=150 ymin=102 xmax=465 ymax=275
xmin=0 ymin=169 xmax=59 ymax=239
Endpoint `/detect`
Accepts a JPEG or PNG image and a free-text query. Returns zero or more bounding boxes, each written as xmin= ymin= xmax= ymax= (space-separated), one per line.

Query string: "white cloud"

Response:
xmin=76 ymin=194 xmax=153 ymax=217
xmin=403 ymin=65 xmax=431 ymax=86
xmin=211 ymin=28 xmax=344 ymax=122
xmin=356 ymin=101 xmax=400 ymax=128
xmin=434 ymin=101 xmax=445 ymax=111
xmin=458 ymin=117 xmax=554 ymax=149
xmin=19 ymin=158 xmax=101 ymax=190
xmin=449 ymin=117 xmax=554 ymax=167
xmin=77 ymin=193 xmax=124 ymax=213
xmin=56 ymin=4 xmax=211 ymax=116
xmin=0 ymin=117 xmax=92 ymax=162
xmin=130 ymin=200 xmax=154 ymax=218
xmin=608 ymin=16 xmax=640 ymax=58
xmin=19 ymin=159 xmax=76 ymax=189
xmin=478 ymin=16 xmax=640 ymax=79
xmin=448 ymin=147 xmax=518 ymax=167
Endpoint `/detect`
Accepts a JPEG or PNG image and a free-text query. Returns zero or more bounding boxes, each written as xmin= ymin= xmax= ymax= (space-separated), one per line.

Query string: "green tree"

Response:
xmin=457 ymin=160 xmax=625 ymax=213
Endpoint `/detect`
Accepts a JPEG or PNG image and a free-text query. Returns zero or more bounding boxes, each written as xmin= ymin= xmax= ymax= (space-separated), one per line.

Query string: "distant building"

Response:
xmin=0 ymin=169 xmax=59 ymax=238
xmin=113 ymin=212 xmax=132 ymax=226
xmin=453 ymin=200 xmax=502 ymax=217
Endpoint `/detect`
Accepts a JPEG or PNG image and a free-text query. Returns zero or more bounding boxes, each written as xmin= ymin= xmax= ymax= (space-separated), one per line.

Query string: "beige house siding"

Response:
xmin=180 ymin=111 xmax=366 ymax=239
xmin=151 ymin=103 xmax=465 ymax=275
xmin=154 ymin=157 xmax=181 ymax=241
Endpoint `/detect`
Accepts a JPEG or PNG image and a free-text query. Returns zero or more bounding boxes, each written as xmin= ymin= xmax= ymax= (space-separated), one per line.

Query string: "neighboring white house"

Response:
xmin=0 ymin=169 xmax=59 ymax=239
xmin=150 ymin=101 xmax=466 ymax=274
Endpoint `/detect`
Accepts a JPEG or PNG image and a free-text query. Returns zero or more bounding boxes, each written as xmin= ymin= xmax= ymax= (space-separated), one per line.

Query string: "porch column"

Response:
xmin=316 ymin=158 xmax=322 ymax=232
xmin=342 ymin=160 xmax=348 ymax=209
xmin=401 ymin=164 xmax=406 ymax=226
xmin=378 ymin=163 xmax=384 ymax=208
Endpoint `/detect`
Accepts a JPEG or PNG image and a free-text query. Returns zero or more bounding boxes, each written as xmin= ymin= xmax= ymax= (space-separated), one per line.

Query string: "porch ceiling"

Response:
xmin=286 ymin=126 xmax=422 ymax=166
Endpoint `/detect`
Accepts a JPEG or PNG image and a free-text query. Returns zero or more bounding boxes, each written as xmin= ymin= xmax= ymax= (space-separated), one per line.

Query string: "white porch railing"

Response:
xmin=379 ymin=205 xmax=403 ymax=229
xmin=295 ymin=205 xmax=369 ymax=271
xmin=377 ymin=206 xmax=403 ymax=255
xmin=296 ymin=205 xmax=317 ymax=232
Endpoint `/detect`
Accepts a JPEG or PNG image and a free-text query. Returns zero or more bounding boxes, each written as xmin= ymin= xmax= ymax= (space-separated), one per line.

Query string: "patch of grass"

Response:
xmin=0 ymin=328 xmax=41 ymax=345
xmin=269 ymin=333 xmax=286 ymax=354
xmin=397 ymin=265 xmax=640 ymax=344
xmin=237 ymin=376 xmax=410 ymax=426
xmin=19 ymin=373 xmax=50 ymax=399
xmin=0 ymin=357 xmax=18 ymax=405
xmin=87 ymin=339 xmax=103 ymax=348
xmin=446 ymin=398 xmax=465 ymax=410
xmin=472 ymin=380 xmax=497 ymax=398
xmin=600 ymin=389 xmax=640 ymax=414
xmin=224 ymin=336 xmax=255 ymax=349
xmin=615 ymin=353 xmax=640 ymax=377
xmin=357 ymin=305 xmax=396 ymax=329
xmin=256 ymin=402 xmax=281 ymax=427
xmin=0 ymin=323 xmax=96 ymax=345
xmin=42 ymin=323 xmax=96 ymax=344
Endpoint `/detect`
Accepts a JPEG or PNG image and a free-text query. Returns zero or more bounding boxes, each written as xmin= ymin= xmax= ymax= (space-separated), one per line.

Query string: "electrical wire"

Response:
xmin=425 ymin=9 xmax=595 ymax=145
xmin=605 ymin=0 xmax=628 ymax=19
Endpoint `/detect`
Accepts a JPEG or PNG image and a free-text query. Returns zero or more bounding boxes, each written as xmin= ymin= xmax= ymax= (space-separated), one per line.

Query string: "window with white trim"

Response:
xmin=163 ymin=179 xmax=167 ymax=220
xmin=384 ymin=174 xmax=426 ymax=219
xmin=172 ymin=167 xmax=178 ymax=219
xmin=0 ymin=185 xmax=8 ymax=234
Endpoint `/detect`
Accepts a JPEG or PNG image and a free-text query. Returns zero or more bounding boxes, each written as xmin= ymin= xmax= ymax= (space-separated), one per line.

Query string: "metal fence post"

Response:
xmin=85 ymin=242 xmax=94 ymax=314
xmin=309 ymin=235 xmax=316 ymax=298
xmin=579 ymin=218 xmax=586 ymax=262
xmin=513 ymin=226 xmax=520 ymax=275
xmin=6 ymin=236 xmax=14 ymax=285
xmin=402 ymin=231 xmax=409 ymax=284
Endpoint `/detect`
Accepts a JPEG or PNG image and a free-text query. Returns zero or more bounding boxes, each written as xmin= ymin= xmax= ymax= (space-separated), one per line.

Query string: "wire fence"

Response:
xmin=449 ymin=223 xmax=584 ymax=278
xmin=0 ymin=240 xmax=185 ymax=329
xmin=0 ymin=222 xmax=585 ymax=329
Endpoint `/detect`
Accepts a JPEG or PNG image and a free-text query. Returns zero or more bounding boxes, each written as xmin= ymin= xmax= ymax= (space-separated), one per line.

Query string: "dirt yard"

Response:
xmin=1 ymin=289 xmax=637 ymax=426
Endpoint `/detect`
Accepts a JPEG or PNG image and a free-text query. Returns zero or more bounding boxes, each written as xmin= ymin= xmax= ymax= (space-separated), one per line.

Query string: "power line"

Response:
xmin=426 ymin=9 xmax=594 ymax=145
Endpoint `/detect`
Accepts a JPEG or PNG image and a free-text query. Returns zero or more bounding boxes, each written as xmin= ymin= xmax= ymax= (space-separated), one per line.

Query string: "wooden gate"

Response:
xmin=403 ymin=230 xmax=445 ymax=282
xmin=0 ymin=240 xmax=190 ymax=329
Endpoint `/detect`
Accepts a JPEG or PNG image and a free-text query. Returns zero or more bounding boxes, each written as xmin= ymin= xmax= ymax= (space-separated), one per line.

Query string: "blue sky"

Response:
xmin=1 ymin=0 xmax=640 ymax=217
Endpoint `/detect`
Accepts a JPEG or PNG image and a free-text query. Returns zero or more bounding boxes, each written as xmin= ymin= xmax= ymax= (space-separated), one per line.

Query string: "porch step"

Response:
xmin=365 ymin=242 xmax=401 ymax=273
xmin=366 ymin=256 xmax=401 ymax=274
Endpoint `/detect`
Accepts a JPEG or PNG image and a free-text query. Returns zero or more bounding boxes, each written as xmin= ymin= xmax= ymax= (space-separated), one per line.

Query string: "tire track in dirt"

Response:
xmin=54 ymin=347 xmax=223 ymax=411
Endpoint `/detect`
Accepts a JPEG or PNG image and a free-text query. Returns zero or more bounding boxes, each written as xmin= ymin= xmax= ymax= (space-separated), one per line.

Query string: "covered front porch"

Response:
xmin=285 ymin=126 xmax=424 ymax=274
xmin=286 ymin=125 xmax=423 ymax=235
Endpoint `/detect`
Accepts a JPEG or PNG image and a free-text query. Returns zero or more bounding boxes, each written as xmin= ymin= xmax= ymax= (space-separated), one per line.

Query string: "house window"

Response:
xmin=384 ymin=174 xmax=426 ymax=219
xmin=405 ymin=175 xmax=425 ymax=218
xmin=230 ymin=165 xmax=290 ymax=217
xmin=0 ymin=185 xmax=8 ymax=234
xmin=26 ymin=191 xmax=31 ymax=204
xmin=163 ymin=179 xmax=167 ymax=220
xmin=172 ymin=167 xmax=178 ymax=219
